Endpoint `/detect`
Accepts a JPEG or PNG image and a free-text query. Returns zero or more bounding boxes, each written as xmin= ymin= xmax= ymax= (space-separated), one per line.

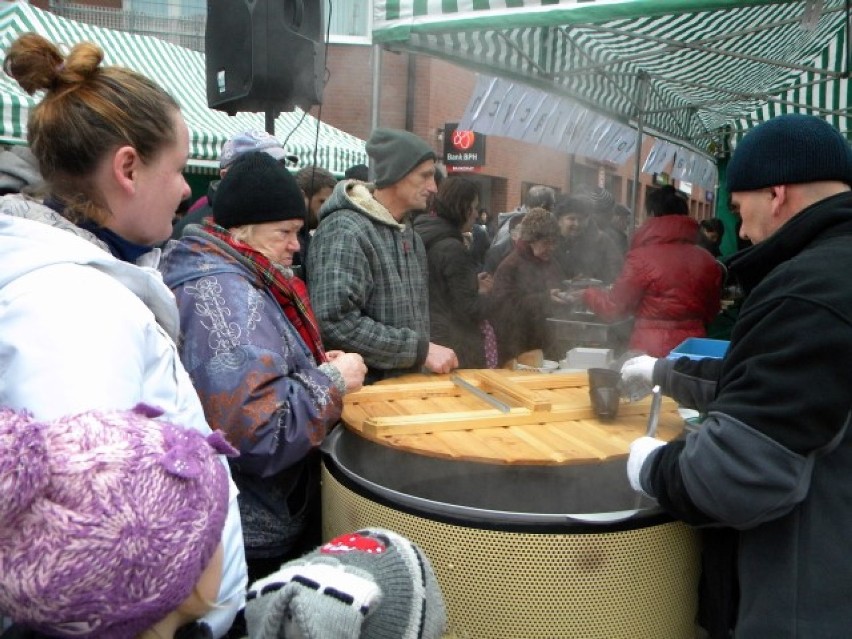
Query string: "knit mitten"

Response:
xmin=245 ymin=529 xmax=448 ymax=639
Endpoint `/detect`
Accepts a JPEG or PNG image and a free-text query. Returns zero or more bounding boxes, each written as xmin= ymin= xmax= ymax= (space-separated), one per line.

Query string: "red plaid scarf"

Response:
xmin=203 ymin=223 xmax=326 ymax=363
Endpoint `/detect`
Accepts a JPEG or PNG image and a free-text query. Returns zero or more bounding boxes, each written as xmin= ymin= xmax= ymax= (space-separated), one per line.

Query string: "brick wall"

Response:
xmin=307 ymin=49 xmax=676 ymax=216
xmin=308 ymin=45 xmax=410 ymax=141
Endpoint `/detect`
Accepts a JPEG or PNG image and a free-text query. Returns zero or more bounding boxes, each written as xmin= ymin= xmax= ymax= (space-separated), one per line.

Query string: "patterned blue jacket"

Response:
xmin=161 ymin=228 xmax=344 ymax=557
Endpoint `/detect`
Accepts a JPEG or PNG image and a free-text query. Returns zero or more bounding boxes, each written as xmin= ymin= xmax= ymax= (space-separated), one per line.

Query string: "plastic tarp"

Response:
xmin=373 ymin=0 xmax=850 ymax=163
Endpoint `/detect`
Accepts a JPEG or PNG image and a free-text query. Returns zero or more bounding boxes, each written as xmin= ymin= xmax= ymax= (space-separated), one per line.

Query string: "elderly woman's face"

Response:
xmin=529 ymin=238 xmax=556 ymax=260
xmin=244 ymin=219 xmax=304 ymax=266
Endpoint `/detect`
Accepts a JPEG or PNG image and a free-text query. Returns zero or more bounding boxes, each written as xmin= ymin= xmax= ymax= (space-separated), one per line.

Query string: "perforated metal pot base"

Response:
xmin=322 ymin=462 xmax=701 ymax=639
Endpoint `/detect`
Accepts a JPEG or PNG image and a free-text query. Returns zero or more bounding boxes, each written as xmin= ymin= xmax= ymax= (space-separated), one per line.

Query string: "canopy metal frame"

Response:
xmin=372 ymin=0 xmax=852 ymax=156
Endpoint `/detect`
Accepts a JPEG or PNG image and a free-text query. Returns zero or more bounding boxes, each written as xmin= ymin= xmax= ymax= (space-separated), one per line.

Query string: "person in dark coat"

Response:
xmin=413 ymin=177 xmax=495 ymax=368
xmin=698 ymin=217 xmax=725 ymax=257
xmin=580 ymin=185 xmax=627 ymax=253
xmin=491 ymin=208 xmax=565 ymax=365
xmin=292 ymin=165 xmax=337 ymax=280
xmin=468 ymin=208 xmax=492 ymax=271
xmin=621 ymin=113 xmax=852 ymax=639
xmin=553 ymin=193 xmax=623 ymax=284
xmin=611 ymin=204 xmax=632 ymax=254
xmin=578 ymin=185 xmax=723 ymax=357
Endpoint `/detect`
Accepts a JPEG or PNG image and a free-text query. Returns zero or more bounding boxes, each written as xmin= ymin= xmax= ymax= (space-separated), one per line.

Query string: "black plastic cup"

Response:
xmin=587 ymin=367 xmax=621 ymax=421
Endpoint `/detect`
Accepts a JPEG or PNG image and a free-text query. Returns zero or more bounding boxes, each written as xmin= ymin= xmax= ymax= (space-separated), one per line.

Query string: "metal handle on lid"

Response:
xmin=450 ymin=374 xmax=512 ymax=413
xmin=645 ymin=385 xmax=662 ymax=437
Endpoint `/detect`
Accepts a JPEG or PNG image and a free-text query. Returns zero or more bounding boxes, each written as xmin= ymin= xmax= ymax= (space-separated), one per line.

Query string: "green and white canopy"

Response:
xmin=0 ymin=1 xmax=367 ymax=174
xmin=374 ymin=0 xmax=851 ymax=156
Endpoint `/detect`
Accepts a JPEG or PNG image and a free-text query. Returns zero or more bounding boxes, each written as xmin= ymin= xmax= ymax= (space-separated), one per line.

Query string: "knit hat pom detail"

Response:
xmin=0 ymin=408 xmax=48 ymax=523
xmin=160 ymin=428 xmax=238 ymax=478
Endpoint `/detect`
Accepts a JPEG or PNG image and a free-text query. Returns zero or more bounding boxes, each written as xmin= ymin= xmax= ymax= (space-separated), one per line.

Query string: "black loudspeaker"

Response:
xmin=206 ymin=0 xmax=325 ymax=115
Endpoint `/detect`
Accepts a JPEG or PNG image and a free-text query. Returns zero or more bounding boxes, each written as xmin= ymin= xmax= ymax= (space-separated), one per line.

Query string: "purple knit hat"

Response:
xmin=0 ymin=403 xmax=236 ymax=639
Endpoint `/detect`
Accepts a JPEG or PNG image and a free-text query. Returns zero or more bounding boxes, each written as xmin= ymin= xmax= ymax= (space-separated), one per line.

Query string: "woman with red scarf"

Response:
xmin=161 ymin=151 xmax=366 ymax=584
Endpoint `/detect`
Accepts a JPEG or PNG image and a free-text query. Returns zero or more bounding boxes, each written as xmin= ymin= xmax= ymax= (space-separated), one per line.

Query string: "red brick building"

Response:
xmin=316 ymin=44 xmax=714 ymax=224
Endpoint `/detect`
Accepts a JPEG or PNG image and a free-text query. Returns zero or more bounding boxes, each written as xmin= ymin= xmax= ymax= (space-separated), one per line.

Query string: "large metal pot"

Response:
xmin=322 ymin=426 xmax=662 ymax=528
xmin=321 ymin=427 xmax=701 ymax=639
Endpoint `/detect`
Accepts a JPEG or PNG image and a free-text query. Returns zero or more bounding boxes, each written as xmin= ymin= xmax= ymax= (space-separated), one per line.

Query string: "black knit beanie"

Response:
xmin=213 ymin=151 xmax=306 ymax=229
xmin=727 ymin=114 xmax=852 ymax=192
xmin=366 ymin=128 xmax=436 ymax=188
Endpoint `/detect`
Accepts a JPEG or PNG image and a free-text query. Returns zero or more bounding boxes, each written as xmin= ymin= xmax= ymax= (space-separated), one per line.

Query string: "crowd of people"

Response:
xmin=0 ymin=33 xmax=438 ymax=639
xmin=427 ymin=176 xmax=724 ymax=365
xmin=6 ymin=26 xmax=848 ymax=639
xmin=180 ymin=122 xmax=725 ymax=372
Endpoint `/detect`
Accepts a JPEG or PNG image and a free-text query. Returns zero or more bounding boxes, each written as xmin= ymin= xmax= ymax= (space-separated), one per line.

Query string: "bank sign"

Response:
xmin=443 ymin=122 xmax=486 ymax=173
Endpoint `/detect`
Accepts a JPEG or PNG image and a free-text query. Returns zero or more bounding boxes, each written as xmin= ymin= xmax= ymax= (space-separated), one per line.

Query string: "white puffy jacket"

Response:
xmin=0 ymin=195 xmax=247 ymax=637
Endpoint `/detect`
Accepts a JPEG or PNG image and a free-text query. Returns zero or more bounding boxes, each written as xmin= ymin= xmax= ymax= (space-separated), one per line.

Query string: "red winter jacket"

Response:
xmin=582 ymin=215 xmax=723 ymax=357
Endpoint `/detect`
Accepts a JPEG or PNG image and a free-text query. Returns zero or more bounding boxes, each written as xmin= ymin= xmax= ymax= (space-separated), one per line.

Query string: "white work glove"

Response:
xmin=620 ymin=355 xmax=658 ymax=402
xmin=627 ymin=436 xmax=666 ymax=497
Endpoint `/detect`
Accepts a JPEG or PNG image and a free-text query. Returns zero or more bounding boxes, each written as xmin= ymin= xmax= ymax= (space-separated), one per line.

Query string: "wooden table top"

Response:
xmin=341 ymin=369 xmax=684 ymax=466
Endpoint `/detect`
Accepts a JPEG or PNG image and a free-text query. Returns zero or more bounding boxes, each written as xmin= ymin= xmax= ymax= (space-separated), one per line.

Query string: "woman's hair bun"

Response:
xmin=3 ymin=31 xmax=102 ymax=95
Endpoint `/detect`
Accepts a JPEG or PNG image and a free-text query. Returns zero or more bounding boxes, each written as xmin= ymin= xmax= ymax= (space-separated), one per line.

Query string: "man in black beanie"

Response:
xmin=307 ymin=128 xmax=458 ymax=383
xmin=619 ymin=113 xmax=852 ymax=638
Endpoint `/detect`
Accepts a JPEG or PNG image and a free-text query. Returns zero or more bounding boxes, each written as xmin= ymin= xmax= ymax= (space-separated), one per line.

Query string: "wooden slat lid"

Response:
xmin=342 ymin=370 xmax=684 ymax=465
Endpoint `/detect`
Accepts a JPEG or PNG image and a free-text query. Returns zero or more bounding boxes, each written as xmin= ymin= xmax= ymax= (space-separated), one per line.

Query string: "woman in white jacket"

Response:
xmin=0 ymin=33 xmax=247 ymax=637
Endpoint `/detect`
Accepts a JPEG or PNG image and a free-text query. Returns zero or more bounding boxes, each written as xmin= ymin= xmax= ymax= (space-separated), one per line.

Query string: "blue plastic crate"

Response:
xmin=667 ymin=337 xmax=729 ymax=361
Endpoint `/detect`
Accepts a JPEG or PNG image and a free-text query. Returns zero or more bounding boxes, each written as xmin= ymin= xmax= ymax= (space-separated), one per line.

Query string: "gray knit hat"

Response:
xmin=727 ymin=114 xmax=852 ymax=192
xmin=245 ymin=528 xmax=448 ymax=639
xmin=579 ymin=186 xmax=615 ymax=214
xmin=366 ymin=128 xmax=436 ymax=188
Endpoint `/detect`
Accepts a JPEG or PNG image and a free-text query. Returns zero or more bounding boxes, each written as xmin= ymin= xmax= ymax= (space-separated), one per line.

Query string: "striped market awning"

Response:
xmin=0 ymin=1 xmax=367 ymax=175
xmin=373 ymin=0 xmax=852 ymax=156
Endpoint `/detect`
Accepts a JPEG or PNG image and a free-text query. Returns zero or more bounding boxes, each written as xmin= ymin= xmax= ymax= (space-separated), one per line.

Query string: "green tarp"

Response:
xmin=373 ymin=0 xmax=851 ymax=154
xmin=0 ymin=1 xmax=367 ymax=174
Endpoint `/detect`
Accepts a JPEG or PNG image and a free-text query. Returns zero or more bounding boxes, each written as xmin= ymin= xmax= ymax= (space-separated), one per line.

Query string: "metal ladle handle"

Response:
xmin=645 ymin=385 xmax=662 ymax=437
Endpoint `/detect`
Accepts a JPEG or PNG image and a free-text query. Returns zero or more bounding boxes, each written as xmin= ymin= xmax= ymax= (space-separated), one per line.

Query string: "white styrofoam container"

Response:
xmin=564 ymin=347 xmax=614 ymax=370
